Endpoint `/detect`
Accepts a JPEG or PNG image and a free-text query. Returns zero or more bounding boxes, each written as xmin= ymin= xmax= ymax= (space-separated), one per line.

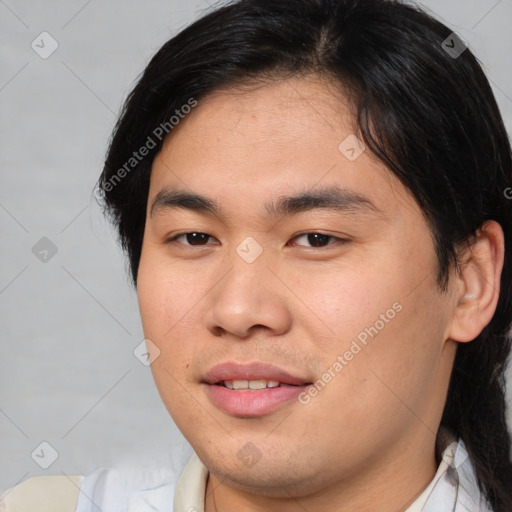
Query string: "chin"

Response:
xmin=199 ymin=445 xmax=331 ymax=498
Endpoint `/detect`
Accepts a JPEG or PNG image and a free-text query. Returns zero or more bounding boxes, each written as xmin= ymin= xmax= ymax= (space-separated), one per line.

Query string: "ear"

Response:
xmin=447 ymin=220 xmax=505 ymax=343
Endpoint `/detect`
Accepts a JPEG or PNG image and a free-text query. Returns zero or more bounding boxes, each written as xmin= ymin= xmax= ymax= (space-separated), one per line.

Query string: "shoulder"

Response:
xmin=1 ymin=446 xmax=193 ymax=512
xmin=74 ymin=464 xmax=184 ymax=512
xmin=0 ymin=475 xmax=83 ymax=512
xmin=0 ymin=464 xmax=181 ymax=512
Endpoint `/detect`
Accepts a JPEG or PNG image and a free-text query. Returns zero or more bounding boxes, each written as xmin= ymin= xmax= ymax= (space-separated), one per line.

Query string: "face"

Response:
xmin=137 ymin=75 xmax=458 ymax=498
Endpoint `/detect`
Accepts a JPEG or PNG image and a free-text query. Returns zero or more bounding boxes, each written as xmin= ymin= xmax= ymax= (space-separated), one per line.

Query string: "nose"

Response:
xmin=203 ymin=253 xmax=293 ymax=339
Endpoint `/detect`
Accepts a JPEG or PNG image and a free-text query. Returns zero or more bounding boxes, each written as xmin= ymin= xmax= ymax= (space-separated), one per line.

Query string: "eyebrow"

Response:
xmin=150 ymin=185 xmax=384 ymax=219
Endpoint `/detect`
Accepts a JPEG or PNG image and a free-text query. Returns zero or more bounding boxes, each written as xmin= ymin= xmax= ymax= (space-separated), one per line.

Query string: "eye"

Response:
xmin=167 ymin=232 xmax=216 ymax=246
xmin=166 ymin=231 xmax=347 ymax=249
xmin=290 ymin=233 xmax=346 ymax=248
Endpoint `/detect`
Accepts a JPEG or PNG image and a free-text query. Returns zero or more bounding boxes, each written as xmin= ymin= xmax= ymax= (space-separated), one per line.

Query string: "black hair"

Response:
xmin=97 ymin=1 xmax=512 ymax=509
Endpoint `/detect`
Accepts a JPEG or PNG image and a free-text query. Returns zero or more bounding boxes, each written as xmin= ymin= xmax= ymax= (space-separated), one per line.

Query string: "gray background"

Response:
xmin=1 ymin=0 xmax=511 ymax=492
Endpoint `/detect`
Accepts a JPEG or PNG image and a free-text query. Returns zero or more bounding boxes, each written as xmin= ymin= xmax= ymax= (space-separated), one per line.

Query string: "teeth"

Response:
xmin=249 ymin=380 xmax=267 ymax=390
xmin=232 ymin=380 xmax=249 ymax=389
xmin=222 ymin=380 xmax=281 ymax=390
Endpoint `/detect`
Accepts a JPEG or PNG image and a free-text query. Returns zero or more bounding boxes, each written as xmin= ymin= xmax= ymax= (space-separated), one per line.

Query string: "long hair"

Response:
xmin=97 ymin=1 xmax=512 ymax=509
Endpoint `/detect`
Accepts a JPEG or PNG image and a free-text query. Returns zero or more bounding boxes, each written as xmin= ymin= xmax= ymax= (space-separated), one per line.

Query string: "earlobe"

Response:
xmin=448 ymin=220 xmax=505 ymax=343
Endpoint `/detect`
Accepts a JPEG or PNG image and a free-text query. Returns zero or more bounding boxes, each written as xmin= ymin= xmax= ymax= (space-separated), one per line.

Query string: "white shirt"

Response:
xmin=73 ymin=436 xmax=493 ymax=512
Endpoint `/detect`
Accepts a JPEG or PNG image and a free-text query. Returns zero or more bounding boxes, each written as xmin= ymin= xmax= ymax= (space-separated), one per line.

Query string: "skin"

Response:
xmin=136 ymin=75 xmax=504 ymax=512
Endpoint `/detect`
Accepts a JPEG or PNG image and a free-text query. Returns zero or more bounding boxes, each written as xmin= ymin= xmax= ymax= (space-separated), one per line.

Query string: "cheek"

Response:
xmin=284 ymin=253 xmax=403 ymax=351
xmin=137 ymin=248 xmax=208 ymax=338
xmin=136 ymin=253 xmax=197 ymax=400
xmin=137 ymin=264 xmax=200 ymax=428
xmin=319 ymin=282 xmax=447 ymax=429
xmin=289 ymin=244 xmax=447 ymax=402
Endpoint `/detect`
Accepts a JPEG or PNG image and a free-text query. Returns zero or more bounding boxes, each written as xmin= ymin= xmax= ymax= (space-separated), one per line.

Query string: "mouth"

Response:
xmin=215 ymin=379 xmax=296 ymax=390
xmin=202 ymin=362 xmax=313 ymax=417
xmin=202 ymin=361 xmax=311 ymax=386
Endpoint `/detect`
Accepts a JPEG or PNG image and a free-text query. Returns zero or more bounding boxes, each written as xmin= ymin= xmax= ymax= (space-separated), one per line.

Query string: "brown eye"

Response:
xmin=291 ymin=233 xmax=342 ymax=248
xmin=170 ymin=232 xmax=213 ymax=245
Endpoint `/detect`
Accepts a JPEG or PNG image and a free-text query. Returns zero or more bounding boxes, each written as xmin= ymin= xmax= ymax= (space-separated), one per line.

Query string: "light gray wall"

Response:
xmin=1 ymin=0 xmax=511 ymax=491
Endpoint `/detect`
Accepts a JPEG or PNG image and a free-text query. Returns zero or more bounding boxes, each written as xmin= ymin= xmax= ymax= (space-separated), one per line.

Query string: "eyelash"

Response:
xmin=165 ymin=232 xmax=348 ymax=249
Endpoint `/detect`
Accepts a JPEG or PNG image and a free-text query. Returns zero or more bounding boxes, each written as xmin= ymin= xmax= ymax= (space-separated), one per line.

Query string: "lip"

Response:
xmin=202 ymin=361 xmax=310 ymax=386
xmin=202 ymin=361 xmax=312 ymax=417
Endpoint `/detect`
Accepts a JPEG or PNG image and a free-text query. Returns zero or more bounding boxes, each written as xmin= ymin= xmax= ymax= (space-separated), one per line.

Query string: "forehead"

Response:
xmin=169 ymin=76 xmax=353 ymax=155
xmin=148 ymin=76 xmax=419 ymax=220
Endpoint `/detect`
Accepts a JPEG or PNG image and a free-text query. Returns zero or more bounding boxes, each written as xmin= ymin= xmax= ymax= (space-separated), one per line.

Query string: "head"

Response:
xmin=98 ymin=0 xmax=512 ymax=510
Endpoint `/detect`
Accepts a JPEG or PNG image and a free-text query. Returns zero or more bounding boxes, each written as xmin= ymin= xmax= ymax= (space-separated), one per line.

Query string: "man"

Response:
xmin=2 ymin=0 xmax=511 ymax=510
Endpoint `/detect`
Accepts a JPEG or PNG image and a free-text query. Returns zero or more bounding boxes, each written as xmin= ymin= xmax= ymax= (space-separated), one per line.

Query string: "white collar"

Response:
xmin=173 ymin=451 xmax=208 ymax=512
